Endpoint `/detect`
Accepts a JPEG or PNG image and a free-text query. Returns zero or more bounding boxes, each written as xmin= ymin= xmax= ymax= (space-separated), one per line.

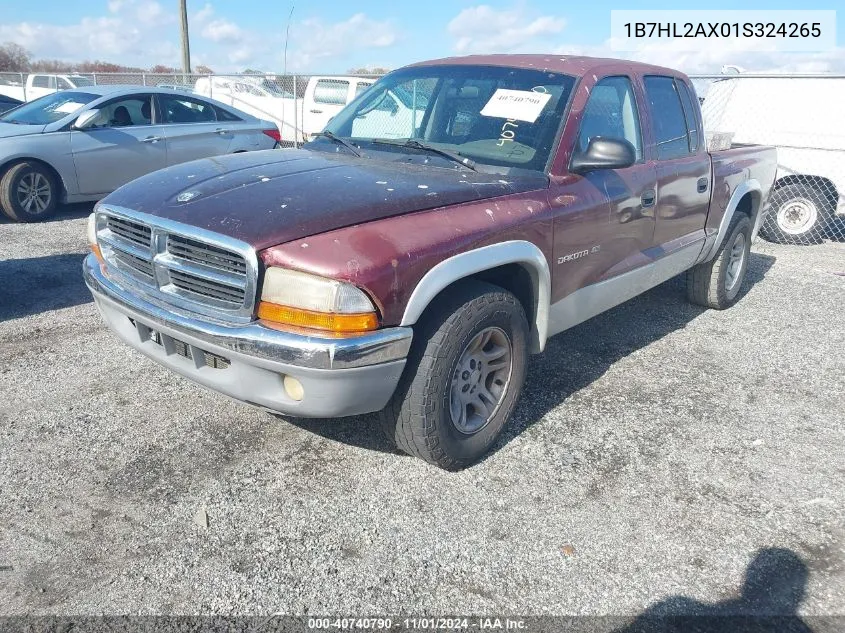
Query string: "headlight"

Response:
xmin=257 ymin=267 xmax=378 ymax=333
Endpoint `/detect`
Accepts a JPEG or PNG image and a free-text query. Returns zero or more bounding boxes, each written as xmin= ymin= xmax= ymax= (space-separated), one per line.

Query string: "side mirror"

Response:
xmin=73 ymin=109 xmax=100 ymax=130
xmin=570 ymin=137 xmax=636 ymax=173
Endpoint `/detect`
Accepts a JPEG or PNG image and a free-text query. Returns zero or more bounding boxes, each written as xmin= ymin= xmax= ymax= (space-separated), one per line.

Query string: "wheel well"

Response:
xmin=775 ymin=174 xmax=838 ymax=206
xmin=0 ymin=158 xmax=66 ymax=199
xmin=735 ymin=192 xmax=753 ymax=218
xmin=468 ymin=264 xmax=536 ymax=328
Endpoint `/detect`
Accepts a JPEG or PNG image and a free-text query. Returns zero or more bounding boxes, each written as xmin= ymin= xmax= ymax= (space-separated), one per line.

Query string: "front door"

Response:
xmin=71 ymin=93 xmax=167 ymax=195
xmin=551 ymin=75 xmax=657 ymax=305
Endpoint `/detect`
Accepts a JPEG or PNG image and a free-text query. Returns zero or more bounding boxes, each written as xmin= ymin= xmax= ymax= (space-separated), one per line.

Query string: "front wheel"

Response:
xmin=380 ymin=280 xmax=529 ymax=470
xmin=0 ymin=161 xmax=59 ymax=222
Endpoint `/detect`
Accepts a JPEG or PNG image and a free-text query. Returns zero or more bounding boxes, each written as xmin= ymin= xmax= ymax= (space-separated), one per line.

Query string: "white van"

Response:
xmin=701 ymin=76 xmax=845 ymax=244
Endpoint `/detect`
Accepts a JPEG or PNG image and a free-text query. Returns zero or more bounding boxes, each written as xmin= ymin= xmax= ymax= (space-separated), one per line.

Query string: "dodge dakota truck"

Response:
xmin=83 ymin=55 xmax=777 ymax=469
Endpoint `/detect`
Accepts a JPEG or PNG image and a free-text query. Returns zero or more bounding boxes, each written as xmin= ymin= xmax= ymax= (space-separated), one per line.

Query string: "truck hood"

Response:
xmin=0 ymin=122 xmax=45 ymax=138
xmin=101 ymin=148 xmax=547 ymax=251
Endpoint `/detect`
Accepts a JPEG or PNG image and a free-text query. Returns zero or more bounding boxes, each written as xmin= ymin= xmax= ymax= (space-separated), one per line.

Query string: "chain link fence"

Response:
xmin=0 ymin=71 xmax=385 ymax=146
xmin=1 ymin=70 xmax=843 ymax=245
xmin=691 ymin=73 xmax=845 ymax=246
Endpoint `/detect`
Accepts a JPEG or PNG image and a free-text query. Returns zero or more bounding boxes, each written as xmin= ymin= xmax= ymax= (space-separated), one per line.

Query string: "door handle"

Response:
xmin=215 ymin=128 xmax=231 ymax=135
xmin=141 ymin=135 xmax=161 ymax=143
xmin=309 ymin=109 xmax=323 ymax=114
xmin=697 ymin=177 xmax=709 ymax=193
xmin=641 ymin=189 xmax=656 ymax=207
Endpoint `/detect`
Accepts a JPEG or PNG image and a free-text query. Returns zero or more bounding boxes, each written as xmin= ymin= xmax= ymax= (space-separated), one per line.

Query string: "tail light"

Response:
xmin=263 ymin=128 xmax=282 ymax=142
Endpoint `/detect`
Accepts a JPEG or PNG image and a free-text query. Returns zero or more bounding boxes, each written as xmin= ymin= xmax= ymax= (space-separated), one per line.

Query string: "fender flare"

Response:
xmin=698 ymin=179 xmax=762 ymax=263
xmin=399 ymin=240 xmax=552 ymax=353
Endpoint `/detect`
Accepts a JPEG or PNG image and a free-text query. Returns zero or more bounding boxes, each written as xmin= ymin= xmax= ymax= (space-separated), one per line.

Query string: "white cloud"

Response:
xmin=201 ymin=19 xmax=245 ymax=44
xmin=447 ymin=5 xmax=566 ymax=54
xmin=553 ymin=40 xmax=845 ymax=74
xmin=286 ymin=13 xmax=399 ymax=70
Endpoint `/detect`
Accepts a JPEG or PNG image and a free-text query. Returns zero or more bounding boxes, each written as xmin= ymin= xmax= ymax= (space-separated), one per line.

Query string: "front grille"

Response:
xmin=167 ymin=235 xmax=247 ymax=276
xmin=170 ymin=270 xmax=245 ymax=305
xmin=107 ymin=216 xmax=151 ymax=249
xmin=97 ymin=209 xmax=256 ymax=321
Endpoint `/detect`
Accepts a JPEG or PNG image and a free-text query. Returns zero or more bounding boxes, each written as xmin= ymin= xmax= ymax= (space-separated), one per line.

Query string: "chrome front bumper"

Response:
xmin=83 ymin=254 xmax=412 ymax=417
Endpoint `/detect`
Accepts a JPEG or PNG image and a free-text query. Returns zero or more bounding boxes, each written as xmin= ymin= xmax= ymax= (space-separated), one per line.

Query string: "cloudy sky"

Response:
xmin=0 ymin=0 xmax=843 ymax=73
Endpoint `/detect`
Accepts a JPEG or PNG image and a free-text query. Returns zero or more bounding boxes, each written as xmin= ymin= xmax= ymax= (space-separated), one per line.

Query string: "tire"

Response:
xmin=379 ymin=280 xmax=529 ymax=470
xmin=687 ymin=213 xmax=752 ymax=310
xmin=758 ymin=183 xmax=833 ymax=245
xmin=0 ymin=161 xmax=59 ymax=222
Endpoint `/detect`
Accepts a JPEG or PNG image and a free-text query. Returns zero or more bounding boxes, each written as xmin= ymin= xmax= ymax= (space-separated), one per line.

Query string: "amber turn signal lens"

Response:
xmin=90 ymin=243 xmax=104 ymax=264
xmin=257 ymin=301 xmax=378 ymax=333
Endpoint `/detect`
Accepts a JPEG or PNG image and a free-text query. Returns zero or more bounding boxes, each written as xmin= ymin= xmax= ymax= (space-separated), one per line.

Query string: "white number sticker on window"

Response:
xmin=480 ymin=89 xmax=552 ymax=123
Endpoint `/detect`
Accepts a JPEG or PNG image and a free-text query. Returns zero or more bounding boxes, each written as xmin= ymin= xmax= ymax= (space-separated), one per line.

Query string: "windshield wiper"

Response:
xmin=370 ymin=138 xmax=478 ymax=171
xmin=313 ymin=130 xmax=362 ymax=157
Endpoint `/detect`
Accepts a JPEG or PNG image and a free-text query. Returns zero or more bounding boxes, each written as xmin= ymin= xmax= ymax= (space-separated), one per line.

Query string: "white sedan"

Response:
xmin=0 ymin=85 xmax=281 ymax=222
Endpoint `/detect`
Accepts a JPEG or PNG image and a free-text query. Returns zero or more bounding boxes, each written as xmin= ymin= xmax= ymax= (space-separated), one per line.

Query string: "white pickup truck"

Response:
xmin=193 ymin=75 xmax=378 ymax=145
xmin=0 ymin=73 xmax=96 ymax=102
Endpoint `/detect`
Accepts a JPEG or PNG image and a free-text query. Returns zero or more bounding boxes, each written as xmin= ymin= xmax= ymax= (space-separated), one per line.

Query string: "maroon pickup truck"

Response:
xmin=84 ymin=55 xmax=777 ymax=469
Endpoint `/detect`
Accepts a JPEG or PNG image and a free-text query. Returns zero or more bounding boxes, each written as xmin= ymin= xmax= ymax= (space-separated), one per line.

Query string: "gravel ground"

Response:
xmin=0 ymin=208 xmax=843 ymax=622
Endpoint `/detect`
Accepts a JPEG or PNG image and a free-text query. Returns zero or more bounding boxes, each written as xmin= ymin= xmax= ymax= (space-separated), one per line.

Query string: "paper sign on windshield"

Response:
xmin=480 ymin=89 xmax=552 ymax=123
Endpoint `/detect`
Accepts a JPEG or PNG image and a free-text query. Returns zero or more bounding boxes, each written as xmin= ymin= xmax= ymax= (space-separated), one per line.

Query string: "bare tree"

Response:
xmin=0 ymin=42 xmax=31 ymax=72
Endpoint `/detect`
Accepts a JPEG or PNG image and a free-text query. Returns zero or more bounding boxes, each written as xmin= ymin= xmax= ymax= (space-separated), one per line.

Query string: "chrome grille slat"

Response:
xmin=106 ymin=216 xmax=151 ymax=248
xmin=169 ymin=270 xmax=245 ymax=304
xmin=113 ymin=249 xmax=155 ymax=279
xmin=95 ymin=208 xmax=257 ymax=322
xmin=167 ymin=235 xmax=247 ymax=275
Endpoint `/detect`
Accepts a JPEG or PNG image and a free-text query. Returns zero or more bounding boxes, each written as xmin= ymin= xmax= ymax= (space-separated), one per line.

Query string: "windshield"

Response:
xmin=70 ymin=76 xmax=95 ymax=87
xmin=323 ymin=64 xmax=576 ymax=173
xmin=0 ymin=91 xmax=98 ymax=125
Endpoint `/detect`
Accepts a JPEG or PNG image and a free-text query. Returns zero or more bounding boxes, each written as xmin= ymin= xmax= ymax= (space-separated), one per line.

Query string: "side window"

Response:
xmin=314 ymin=80 xmax=349 ymax=105
xmin=214 ymin=106 xmax=241 ymax=122
xmin=577 ymin=76 xmax=643 ymax=161
xmin=32 ymin=75 xmax=50 ymax=89
xmin=160 ymin=95 xmax=217 ymax=123
xmin=644 ymin=76 xmax=690 ymax=160
xmin=676 ymin=81 xmax=700 ymax=153
xmin=87 ymin=95 xmax=153 ymax=128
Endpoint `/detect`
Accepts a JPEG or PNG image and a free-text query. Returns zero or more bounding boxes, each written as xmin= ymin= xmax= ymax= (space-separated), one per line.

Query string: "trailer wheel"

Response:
xmin=759 ymin=183 xmax=833 ymax=245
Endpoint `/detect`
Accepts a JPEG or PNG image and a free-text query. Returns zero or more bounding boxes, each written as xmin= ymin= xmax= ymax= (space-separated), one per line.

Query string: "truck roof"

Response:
xmin=407 ymin=54 xmax=687 ymax=79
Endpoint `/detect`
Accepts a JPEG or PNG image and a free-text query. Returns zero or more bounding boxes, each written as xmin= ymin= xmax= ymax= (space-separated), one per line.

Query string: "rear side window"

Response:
xmin=314 ymin=79 xmax=349 ymax=105
xmin=577 ymin=76 xmax=643 ymax=161
xmin=676 ymin=81 xmax=700 ymax=153
xmin=644 ymin=76 xmax=689 ymax=160
xmin=214 ymin=106 xmax=241 ymax=122
xmin=160 ymin=94 xmax=217 ymax=123
xmin=32 ymin=75 xmax=51 ymax=89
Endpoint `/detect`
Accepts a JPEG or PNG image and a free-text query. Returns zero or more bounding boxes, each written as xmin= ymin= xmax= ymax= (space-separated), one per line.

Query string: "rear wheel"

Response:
xmin=687 ymin=213 xmax=752 ymax=310
xmin=0 ymin=161 xmax=59 ymax=222
xmin=379 ymin=280 xmax=529 ymax=470
xmin=759 ymin=183 xmax=833 ymax=245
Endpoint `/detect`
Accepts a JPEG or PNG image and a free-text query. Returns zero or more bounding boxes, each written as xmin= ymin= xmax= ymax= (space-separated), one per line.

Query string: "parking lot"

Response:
xmin=0 ymin=209 xmax=843 ymax=620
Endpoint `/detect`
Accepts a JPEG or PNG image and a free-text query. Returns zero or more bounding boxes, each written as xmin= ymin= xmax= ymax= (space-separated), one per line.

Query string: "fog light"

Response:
xmin=283 ymin=375 xmax=304 ymax=401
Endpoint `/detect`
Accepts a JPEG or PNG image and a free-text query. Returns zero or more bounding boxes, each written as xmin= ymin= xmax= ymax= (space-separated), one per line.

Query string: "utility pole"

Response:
xmin=179 ymin=0 xmax=192 ymax=75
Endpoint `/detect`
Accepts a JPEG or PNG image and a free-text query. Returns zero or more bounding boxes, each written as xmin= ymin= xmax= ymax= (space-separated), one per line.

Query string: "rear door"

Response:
xmin=643 ymin=75 xmax=710 ymax=250
xmin=28 ymin=75 xmax=55 ymax=101
xmin=71 ymin=93 xmax=168 ymax=195
xmin=157 ymin=93 xmax=233 ymax=165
